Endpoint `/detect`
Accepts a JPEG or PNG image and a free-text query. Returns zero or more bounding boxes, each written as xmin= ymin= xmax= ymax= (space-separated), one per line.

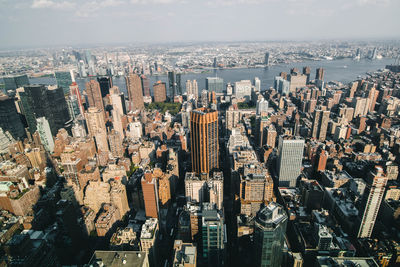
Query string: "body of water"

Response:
xmin=30 ymin=58 xmax=396 ymax=96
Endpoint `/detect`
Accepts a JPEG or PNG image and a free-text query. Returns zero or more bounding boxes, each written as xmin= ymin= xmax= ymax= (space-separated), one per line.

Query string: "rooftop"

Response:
xmin=89 ymin=251 xmax=147 ymax=267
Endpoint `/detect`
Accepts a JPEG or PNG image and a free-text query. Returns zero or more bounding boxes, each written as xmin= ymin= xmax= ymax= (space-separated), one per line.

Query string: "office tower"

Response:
xmin=234 ymin=80 xmax=252 ymax=100
xmin=274 ymin=77 xmax=290 ymax=95
xmin=201 ymin=90 xmax=208 ymax=107
xmin=66 ymin=95 xmax=81 ymax=120
xmin=206 ymin=77 xmax=224 ymax=94
xmin=264 ymin=52 xmax=270 ymax=66
xmin=190 ymin=108 xmax=219 ymax=175
xmin=20 ymin=85 xmax=70 ymax=135
xmin=176 ymin=73 xmax=182 ymax=95
xmin=254 ymin=202 xmax=288 ymax=267
xmin=125 ymin=73 xmax=144 ymax=111
xmin=303 ymin=66 xmax=311 ymax=84
xmin=36 ymin=117 xmax=54 ymax=153
xmin=277 ymin=135 xmax=304 ymax=187
xmin=141 ymin=75 xmax=151 ymax=96
xmin=186 ymin=80 xmax=198 ymax=99
xmin=201 ymin=203 xmax=225 ymax=267
xmin=358 ymin=166 xmax=388 ymax=238
xmin=142 ymin=171 xmax=159 ymax=218
xmin=168 ymin=71 xmax=177 ymax=98
xmin=315 ymin=68 xmax=325 ymax=81
xmin=85 ymin=107 xmax=109 ymax=153
xmin=3 ymin=74 xmax=29 ymax=92
xmin=311 ymin=109 xmax=330 ymax=141
xmin=97 ymin=76 xmax=112 ymax=98
xmin=213 ymin=57 xmax=217 ymax=68
xmin=153 ymin=81 xmax=167 ymax=103
xmin=78 ymin=60 xmax=87 ymax=77
xmin=0 ymin=95 xmax=25 ymax=139
xmin=256 ymin=98 xmax=269 ymax=115
xmin=108 ymin=129 xmax=124 ymax=158
xmin=86 ymin=80 xmax=104 ymax=111
xmin=288 ymin=74 xmax=307 ymax=93
xmin=55 ymin=71 xmax=73 ymax=94
xmin=69 ymin=82 xmax=85 ymax=116
xmin=254 ymin=77 xmax=261 ymax=92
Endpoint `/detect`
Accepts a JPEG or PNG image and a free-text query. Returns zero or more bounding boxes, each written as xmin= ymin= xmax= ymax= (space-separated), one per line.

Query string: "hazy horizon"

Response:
xmin=0 ymin=0 xmax=399 ymax=49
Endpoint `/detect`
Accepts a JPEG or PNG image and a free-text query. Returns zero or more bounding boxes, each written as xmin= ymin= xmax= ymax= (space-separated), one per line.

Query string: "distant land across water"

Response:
xmin=30 ymin=58 xmax=397 ymax=96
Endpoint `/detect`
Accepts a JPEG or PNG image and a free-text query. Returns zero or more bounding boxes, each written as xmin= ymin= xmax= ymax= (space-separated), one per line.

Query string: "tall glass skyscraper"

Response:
xmin=55 ymin=71 xmax=73 ymax=95
xmin=3 ymin=75 xmax=30 ymax=93
xmin=168 ymin=71 xmax=176 ymax=98
xmin=254 ymin=202 xmax=288 ymax=267
xmin=0 ymin=95 xmax=25 ymax=139
xmin=201 ymin=203 xmax=225 ymax=267
xmin=19 ymin=85 xmax=70 ymax=135
xmin=206 ymin=77 xmax=224 ymax=94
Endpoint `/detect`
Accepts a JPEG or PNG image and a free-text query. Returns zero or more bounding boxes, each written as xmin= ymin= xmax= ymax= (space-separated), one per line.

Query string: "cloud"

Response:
xmin=31 ymin=0 xmax=75 ymax=9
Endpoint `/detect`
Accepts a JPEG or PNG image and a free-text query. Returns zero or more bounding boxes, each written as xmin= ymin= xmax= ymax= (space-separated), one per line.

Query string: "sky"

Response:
xmin=0 ymin=0 xmax=399 ymax=48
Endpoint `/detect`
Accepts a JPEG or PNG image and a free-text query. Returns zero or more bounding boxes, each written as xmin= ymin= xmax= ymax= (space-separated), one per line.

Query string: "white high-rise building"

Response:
xmin=254 ymin=77 xmax=261 ymax=92
xmin=276 ymin=135 xmax=304 ymax=187
xmin=36 ymin=117 xmax=54 ymax=153
xmin=234 ymin=80 xmax=252 ymax=100
xmin=256 ymin=98 xmax=269 ymax=115
xmin=358 ymin=166 xmax=388 ymax=238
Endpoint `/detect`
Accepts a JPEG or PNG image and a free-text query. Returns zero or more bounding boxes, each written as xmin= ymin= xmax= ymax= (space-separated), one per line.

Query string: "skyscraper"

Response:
xmin=276 ymin=135 xmax=304 ymax=187
xmin=0 ymin=95 xmax=25 ymax=139
xmin=85 ymin=107 xmax=109 ymax=153
xmin=357 ymin=166 xmax=388 ymax=238
xmin=254 ymin=202 xmax=288 ymax=267
xmin=201 ymin=203 xmax=225 ymax=267
xmin=311 ymin=109 xmax=330 ymax=141
xmin=315 ymin=68 xmax=325 ymax=81
xmin=85 ymin=80 xmax=104 ymax=111
xmin=3 ymin=75 xmax=29 ymax=92
xmin=153 ymin=81 xmax=167 ymax=103
xmin=234 ymin=80 xmax=252 ymax=100
xmin=55 ymin=71 xmax=73 ymax=94
xmin=141 ymin=75 xmax=151 ymax=96
xmin=168 ymin=71 xmax=177 ymax=98
xmin=264 ymin=52 xmax=270 ymax=66
xmin=69 ymin=82 xmax=85 ymax=116
xmin=126 ymin=73 xmax=144 ymax=111
xmin=36 ymin=117 xmax=54 ymax=153
xmin=186 ymin=80 xmax=199 ymax=98
xmin=302 ymin=66 xmax=311 ymax=84
xmin=97 ymin=76 xmax=112 ymax=98
xmin=176 ymin=73 xmax=182 ymax=95
xmin=206 ymin=77 xmax=224 ymax=94
xmin=20 ymin=85 xmax=70 ymax=135
xmin=190 ymin=108 xmax=219 ymax=175
xmin=254 ymin=77 xmax=261 ymax=92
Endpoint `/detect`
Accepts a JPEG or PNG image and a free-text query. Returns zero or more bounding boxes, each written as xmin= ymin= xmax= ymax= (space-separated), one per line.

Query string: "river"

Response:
xmin=30 ymin=58 xmax=396 ymax=95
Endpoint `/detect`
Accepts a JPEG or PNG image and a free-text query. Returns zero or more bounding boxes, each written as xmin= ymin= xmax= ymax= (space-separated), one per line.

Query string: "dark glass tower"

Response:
xmin=3 ymin=75 xmax=30 ymax=93
xmin=254 ymin=203 xmax=288 ymax=267
xmin=0 ymin=95 xmax=26 ymax=139
xmin=55 ymin=71 xmax=73 ymax=94
xmin=168 ymin=71 xmax=176 ymax=98
xmin=20 ymin=85 xmax=70 ymax=135
xmin=97 ymin=76 xmax=113 ymax=98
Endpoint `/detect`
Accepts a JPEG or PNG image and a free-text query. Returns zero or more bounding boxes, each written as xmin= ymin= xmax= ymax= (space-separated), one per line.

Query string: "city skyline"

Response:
xmin=0 ymin=0 xmax=400 ymax=48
